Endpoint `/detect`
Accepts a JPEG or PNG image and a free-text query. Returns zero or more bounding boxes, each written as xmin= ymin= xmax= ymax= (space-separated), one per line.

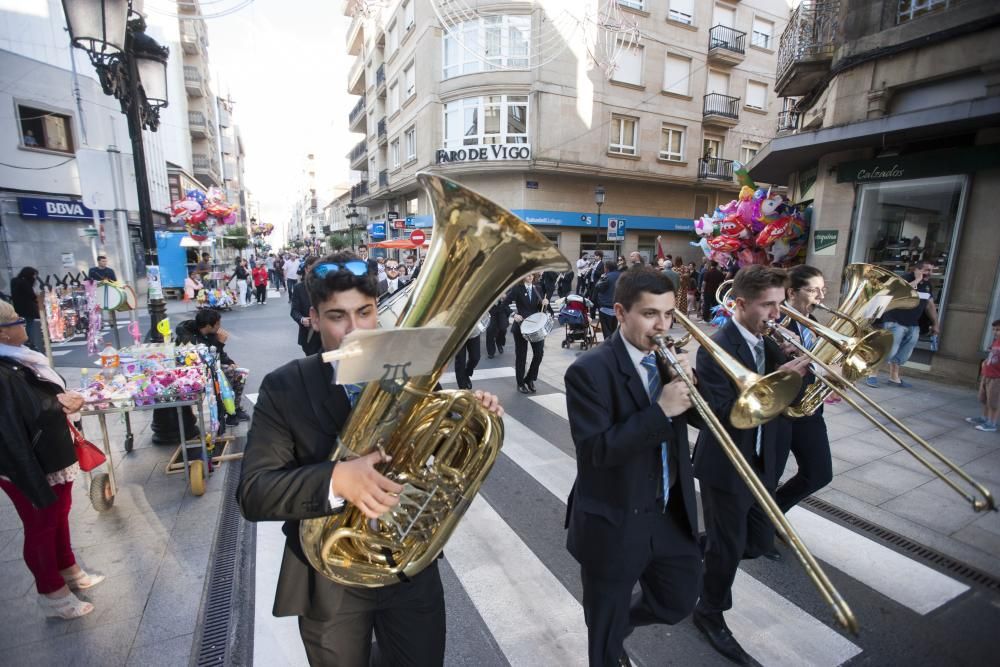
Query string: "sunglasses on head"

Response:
xmin=0 ymin=317 xmax=26 ymax=327
xmin=312 ymin=261 xmax=368 ymax=279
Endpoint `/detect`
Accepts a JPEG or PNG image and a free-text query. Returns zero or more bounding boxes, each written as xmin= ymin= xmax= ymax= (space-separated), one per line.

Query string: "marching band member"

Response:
xmin=564 ymin=267 xmax=702 ymax=667
xmin=774 ymin=265 xmax=834 ymax=515
xmin=692 ymin=265 xmax=809 ymax=666
xmin=507 ymin=272 xmax=548 ymax=394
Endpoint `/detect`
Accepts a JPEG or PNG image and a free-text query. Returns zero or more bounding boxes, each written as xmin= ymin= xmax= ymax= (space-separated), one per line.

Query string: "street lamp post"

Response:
xmin=61 ymin=0 xmax=171 ymax=341
xmin=345 ymin=202 xmax=359 ymax=252
xmin=594 ymin=184 xmax=607 ymax=258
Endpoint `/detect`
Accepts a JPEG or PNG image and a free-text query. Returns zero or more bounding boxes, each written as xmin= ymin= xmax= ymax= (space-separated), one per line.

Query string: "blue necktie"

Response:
xmin=344 ymin=383 xmax=364 ymax=407
xmin=640 ymin=353 xmax=670 ymax=508
xmin=800 ymin=323 xmax=815 ymax=350
xmin=753 ymin=340 xmax=765 ymax=456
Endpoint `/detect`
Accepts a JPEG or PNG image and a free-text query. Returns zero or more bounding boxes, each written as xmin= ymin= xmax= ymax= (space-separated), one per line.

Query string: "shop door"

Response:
xmin=848 ymin=175 xmax=969 ymax=367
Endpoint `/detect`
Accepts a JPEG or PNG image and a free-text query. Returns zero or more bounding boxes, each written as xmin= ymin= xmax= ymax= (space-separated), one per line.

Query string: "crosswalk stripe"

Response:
xmin=448 ymin=498 xmax=589 ymax=666
xmin=50 ymin=350 xmax=72 ymax=357
xmin=245 ymin=393 xmax=259 ymax=405
xmin=440 ymin=366 xmax=516 ymax=385
xmin=501 ymin=414 xmax=862 ymax=667
xmin=51 ymin=340 xmax=90 ymax=347
xmin=520 ymin=390 xmax=970 ymax=615
xmin=254 ymin=522 xmax=308 ymax=665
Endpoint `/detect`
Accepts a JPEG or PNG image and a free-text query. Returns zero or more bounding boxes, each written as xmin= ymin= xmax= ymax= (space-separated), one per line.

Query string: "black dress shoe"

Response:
xmin=517 ymin=384 xmax=530 ymax=394
xmin=617 ymin=651 xmax=633 ymax=667
xmin=762 ymin=546 xmax=783 ymax=562
xmin=487 ymin=354 xmax=494 ymax=359
xmin=526 ymin=381 xmax=537 ymax=393
xmin=497 ymin=346 xmax=504 ymax=354
xmin=692 ymin=610 xmax=750 ymax=666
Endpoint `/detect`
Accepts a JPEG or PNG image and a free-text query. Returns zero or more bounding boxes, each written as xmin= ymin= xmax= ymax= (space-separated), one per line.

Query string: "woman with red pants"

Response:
xmin=252 ymin=263 xmax=269 ymax=304
xmin=0 ymin=301 xmax=104 ymax=619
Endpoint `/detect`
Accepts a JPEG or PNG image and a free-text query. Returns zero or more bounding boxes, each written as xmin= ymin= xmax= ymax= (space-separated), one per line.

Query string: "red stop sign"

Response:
xmin=410 ymin=230 xmax=426 ymax=246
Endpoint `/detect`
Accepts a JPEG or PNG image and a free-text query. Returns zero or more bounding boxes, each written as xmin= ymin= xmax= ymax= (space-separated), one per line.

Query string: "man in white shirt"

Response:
xmin=283 ymin=254 xmax=300 ymax=304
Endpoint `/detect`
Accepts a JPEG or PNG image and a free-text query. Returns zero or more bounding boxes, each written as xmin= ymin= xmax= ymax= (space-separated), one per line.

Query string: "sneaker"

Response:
xmin=865 ymin=377 xmax=879 ymax=388
xmin=225 ymin=414 xmax=240 ymax=426
xmin=966 ymin=416 xmax=987 ymax=425
xmin=887 ymin=379 xmax=912 ymax=388
xmin=975 ymin=423 xmax=998 ymax=433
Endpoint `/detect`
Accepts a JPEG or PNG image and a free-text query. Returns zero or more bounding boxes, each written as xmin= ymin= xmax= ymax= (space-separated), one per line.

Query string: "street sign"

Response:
xmin=606 ymin=218 xmax=618 ymax=241
xmin=371 ymin=222 xmax=386 ymax=240
xmin=410 ymin=229 xmax=426 ymax=245
xmin=392 ymin=219 xmax=405 ymax=230
xmin=616 ymin=218 xmax=626 ymax=240
xmin=387 ymin=210 xmax=399 ymax=220
xmin=405 ymin=217 xmax=414 ymax=227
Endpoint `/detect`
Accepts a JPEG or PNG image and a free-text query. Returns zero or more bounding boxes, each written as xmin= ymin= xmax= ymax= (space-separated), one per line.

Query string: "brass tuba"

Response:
xmin=299 ymin=173 xmax=571 ymax=587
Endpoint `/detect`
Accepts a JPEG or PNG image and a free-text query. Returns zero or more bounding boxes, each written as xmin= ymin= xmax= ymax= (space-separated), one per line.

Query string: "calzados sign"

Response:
xmin=436 ymin=144 xmax=531 ymax=164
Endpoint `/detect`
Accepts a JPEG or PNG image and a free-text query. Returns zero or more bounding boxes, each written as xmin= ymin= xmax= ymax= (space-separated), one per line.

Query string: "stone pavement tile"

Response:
xmin=936 ymin=396 xmax=987 ymax=418
xmin=0 ymin=590 xmax=74 ymax=650
xmin=170 ymin=490 xmax=224 ymax=552
xmin=947 ymin=423 xmax=1000 ymax=448
xmin=126 ymin=631 xmax=193 ymax=666
xmin=830 ymin=455 xmax=858 ymax=476
xmin=969 ymin=507 xmax=1000 ymax=536
xmin=130 ymin=546 xmax=210 ymax=649
xmin=70 ymin=506 xmax=174 ymax=551
xmin=844 ymin=426 xmax=907 ymax=453
xmin=824 ymin=420 xmax=873 ymax=443
xmin=842 ymin=459 xmax=934 ymax=497
xmin=0 ymin=500 xmax=22 ymax=532
xmin=68 ymin=566 xmax=159 ymax=631
xmin=951 ymin=524 xmax=1000 ymax=559
xmin=0 ymin=526 xmax=21 ymax=562
xmin=880 ymin=487 xmax=982 ymax=535
xmin=817 ymin=488 xmax=1000 ymax=579
xmin=827 ymin=474 xmax=897 ymax=506
xmin=2 ymin=616 xmax=139 ymax=667
xmin=0 ymin=558 xmax=37 ymax=601
xmin=73 ymin=533 xmax=169 ymax=579
xmin=881 ymin=416 xmax=954 ymax=441
xmin=829 ymin=438 xmax=893 ymax=466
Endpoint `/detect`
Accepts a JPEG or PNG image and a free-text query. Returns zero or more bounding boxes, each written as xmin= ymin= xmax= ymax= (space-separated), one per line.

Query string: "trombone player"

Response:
xmin=773 ymin=265 xmax=835 ymax=515
xmin=692 ymin=265 xmax=810 ymax=665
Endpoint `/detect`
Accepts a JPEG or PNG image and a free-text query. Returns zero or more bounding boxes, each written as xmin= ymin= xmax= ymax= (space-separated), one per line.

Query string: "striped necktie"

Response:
xmin=640 ymin=353 xmax=670 ymax=508
xmin=800 ymin=322 xmax=815 ymax=350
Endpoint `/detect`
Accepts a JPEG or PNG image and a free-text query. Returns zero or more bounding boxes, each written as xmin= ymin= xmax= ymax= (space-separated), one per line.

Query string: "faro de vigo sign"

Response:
xmin=436 ymin=144 xmax=531 ymax=164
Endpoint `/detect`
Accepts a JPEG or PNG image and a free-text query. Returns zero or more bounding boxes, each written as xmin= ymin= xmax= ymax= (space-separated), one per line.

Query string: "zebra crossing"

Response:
xmin=246 ymin=370 xmax=980 ymax=666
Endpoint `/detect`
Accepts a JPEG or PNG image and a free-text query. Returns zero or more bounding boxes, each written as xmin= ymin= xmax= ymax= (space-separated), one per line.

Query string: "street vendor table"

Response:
xmin=79 ymin=395 xmax=210 ymax=511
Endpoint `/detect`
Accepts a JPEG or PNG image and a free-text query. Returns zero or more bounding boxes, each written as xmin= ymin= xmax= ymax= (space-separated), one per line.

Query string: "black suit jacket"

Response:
xmin=237 ymin=355 xmax=352 ymax=619
xmin=290 ymin=282 xmax=321 ymax=353
xmin=506 ymin=283 xmax=544 ymax=319
xmin=564 ymin=331 xmax=700 ymax=579
xmin=693 ymin=320 xmax=795 ymax=500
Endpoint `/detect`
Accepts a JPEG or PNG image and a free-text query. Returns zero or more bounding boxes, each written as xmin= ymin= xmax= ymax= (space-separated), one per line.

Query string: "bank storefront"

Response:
xmin=0 ymin=192 xmax=143 ymax=290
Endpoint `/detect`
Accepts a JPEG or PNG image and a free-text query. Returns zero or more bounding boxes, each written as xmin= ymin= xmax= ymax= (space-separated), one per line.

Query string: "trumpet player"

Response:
xmin=692 ymin=265 xmax=810 ymax=666
xmin=564 ymin=267 xmax=703 ymax=667
xmin=238 ymin=251 xmax=504 ymax=666
xmin=773 ymin=265 xmax=834 ymax=515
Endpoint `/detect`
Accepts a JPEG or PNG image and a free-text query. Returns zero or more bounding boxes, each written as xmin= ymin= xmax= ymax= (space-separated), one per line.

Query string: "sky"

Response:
xmin=146 ymin=0 xmax=358 ymax=246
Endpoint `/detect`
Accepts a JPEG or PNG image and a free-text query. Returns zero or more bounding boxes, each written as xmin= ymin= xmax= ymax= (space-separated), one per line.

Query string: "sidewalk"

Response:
xmin=0 ymin=368 xmax=244 ymax=665
xmin=537 ymin=320 xmax=1000 ymax=579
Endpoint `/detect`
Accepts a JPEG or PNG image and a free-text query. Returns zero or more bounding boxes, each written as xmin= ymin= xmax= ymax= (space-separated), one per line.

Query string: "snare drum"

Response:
xmin=469 ymin=312 xmax=491 ymax=340
xmin=97 ymin=282 xmax=125 ymax=311
xmin=116 ymin=285 xmax=138 ymax=312
xmin=521 ymin=312 xmax=554 ymax=342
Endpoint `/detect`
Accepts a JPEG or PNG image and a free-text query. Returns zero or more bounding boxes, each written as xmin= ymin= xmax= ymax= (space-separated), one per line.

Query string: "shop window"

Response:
xmin=849 ymin=175 xmax=968 ymax=364
xmin=18 ymin=104 xmax=74 ymax=153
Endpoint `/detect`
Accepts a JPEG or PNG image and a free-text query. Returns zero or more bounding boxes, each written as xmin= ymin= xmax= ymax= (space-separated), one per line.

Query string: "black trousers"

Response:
xmin=697 ymin=482 xmax=775 ymax=615
xmin=702 ymin=294 xmax=718 ymax=321
xmin=512 ymin=321 xmax=544 ymax=385
xmin=598 ymin=311 xmax=618 ymax=340
xmin=775 ymin=413 xmax=832 ymax=513
xmin=580 ymin=494 xmax=702 ymax=667
xmin=454 ymin=335 xmax=481 ymax=390
xmin=485 ymin=313 xmax=507 ymax=356
xmin=297 ymin=562 xmax=446 ymax=667
xmin=255 ymin=284 xmax=267 ymax=303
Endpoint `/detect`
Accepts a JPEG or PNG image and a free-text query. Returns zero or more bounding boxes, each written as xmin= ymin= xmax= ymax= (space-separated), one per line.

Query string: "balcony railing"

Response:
xmin=703 ymin=93 xmax=740 ymax=120
xmin=183 ymin=66 xmax=203 ymax=96
xmin=698 ymin=157 xmax=735 ymax=181
xmin=776 ymin=0 xmax=841 ymax=97
xmin=376 ymin=64 xmax=386 ymax=89
xmin=348 ymin=139 xmax=367 ymax=163
xmin=777 ymin=110 xmax=800 ymax=133
xmin=378 ymin=170 xmax=389 ymax=188
xmin=709 ymin=25 xmax=747 ymax=55
xmin=377 ymin=117 xmax=387 ymax=141
xmin=349 ymin=96 xmax=366 ymax=127
xmin=351 ymin=181 xmax=369 ymax=200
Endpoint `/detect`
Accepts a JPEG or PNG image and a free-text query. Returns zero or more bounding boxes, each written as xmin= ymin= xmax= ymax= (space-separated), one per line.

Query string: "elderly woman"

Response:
xmin=0 ymin=301 xmax=103 ymax=619
xmin=183 ymin=271 xmax=204 ymax=302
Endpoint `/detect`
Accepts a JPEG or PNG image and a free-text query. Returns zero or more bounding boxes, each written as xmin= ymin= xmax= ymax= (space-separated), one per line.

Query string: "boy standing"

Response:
xmin=967 ymin=319 xmax=1000 ymax=432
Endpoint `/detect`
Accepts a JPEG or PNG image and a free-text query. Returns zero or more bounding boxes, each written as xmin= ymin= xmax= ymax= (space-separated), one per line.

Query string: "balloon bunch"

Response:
xmin=690 ymin=168 xmax=809 ymax=269
xmin=251 ymin=222 xmax=274 ymax=237
xmin=170 ymin=187 xmax=239 ymax=241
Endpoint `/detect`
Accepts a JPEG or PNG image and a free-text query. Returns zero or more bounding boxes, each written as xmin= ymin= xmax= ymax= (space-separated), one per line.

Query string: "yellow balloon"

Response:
xmin=157 ymin=318 xmax=171 ymax=337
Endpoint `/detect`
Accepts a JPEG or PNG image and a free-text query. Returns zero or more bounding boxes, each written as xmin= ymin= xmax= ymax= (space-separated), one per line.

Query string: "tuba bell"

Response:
xmin=299 ymin=173 xmax=571 ymax=587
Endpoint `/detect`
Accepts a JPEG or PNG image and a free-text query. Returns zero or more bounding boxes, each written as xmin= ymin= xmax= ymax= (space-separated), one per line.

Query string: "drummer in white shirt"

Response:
xmin=506 ymin=272 xmax=549 ymax=394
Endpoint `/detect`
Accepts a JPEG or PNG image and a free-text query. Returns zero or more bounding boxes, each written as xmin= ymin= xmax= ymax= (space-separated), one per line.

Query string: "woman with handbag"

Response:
xmin=0 ymin=301 xmax=104 ymax=619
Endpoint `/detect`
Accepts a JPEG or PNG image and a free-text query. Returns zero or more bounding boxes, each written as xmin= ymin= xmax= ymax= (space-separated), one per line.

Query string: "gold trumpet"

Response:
xmin=651 ymin=328 xmax=858 ymax=634
xmin=768 ymin=318 xmax=997 ymax=513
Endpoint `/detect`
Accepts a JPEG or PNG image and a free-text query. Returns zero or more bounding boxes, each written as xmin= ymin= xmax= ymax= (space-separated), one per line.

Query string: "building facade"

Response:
xmin=748 ymin=0 xmax=1000 ymax=383
xmin=344 ymin=0 xmax=789 ymax=263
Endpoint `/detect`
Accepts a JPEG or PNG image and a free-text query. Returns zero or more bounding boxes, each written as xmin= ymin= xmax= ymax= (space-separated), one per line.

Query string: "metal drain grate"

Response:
xmin=193 ymin=455 xmax=250 ymax=666
xmin=803 ymin=496 xmax=1000 ymax=592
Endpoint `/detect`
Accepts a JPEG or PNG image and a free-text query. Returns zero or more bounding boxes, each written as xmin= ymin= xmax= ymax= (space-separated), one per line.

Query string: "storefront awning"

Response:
xmin=747 ymin=96 xmax=1000 ymax=185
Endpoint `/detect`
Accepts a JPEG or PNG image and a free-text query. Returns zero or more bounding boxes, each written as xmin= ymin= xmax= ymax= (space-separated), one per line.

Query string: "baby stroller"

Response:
xmin=558 ymin=295 xmax=597 ymax=350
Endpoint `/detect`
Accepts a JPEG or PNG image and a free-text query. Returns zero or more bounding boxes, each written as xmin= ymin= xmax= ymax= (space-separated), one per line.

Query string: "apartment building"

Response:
xmin=747 ymin=0 xmax=1000 ymax=382
xmin=178 ymin=3 xmax=223 ymax=189
xmin=344 ymin=0 xmax=789 ymax=262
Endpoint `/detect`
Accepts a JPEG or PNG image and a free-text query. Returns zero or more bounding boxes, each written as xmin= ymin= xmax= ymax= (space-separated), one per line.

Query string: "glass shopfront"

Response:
xmin=849 ymin=175 xmax=969 ymax=366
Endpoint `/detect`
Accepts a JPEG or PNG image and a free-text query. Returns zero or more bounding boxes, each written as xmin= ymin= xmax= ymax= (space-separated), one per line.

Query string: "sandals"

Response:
xmin=38 ymin=591 xmax=94 ymax=619
xmin=63 ymin=569 xmax=106 ymax=591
